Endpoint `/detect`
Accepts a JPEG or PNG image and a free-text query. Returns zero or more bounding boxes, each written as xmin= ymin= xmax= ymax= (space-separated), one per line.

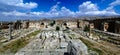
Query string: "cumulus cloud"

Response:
xmin=16 ymin=2 xmax=38 ymax=9
xmin=110 ymin=0 xmax=120 ymax=6
xmin=30 ymin=3 xmax=75 ymax=18
xmin=60 ymin=7 xmax=75 ymax=17
xmin=26 ymin=1 xmax=119 ymax=17
xmin=2 ymin=11 xmax=27 ymax=16
xmin=77 ymin=1 xmax=119 ymax=15
xmin=0 ymin=1 xmax=119 ymax=21
xmin=0 ymin=0 xmax=23 ymax=5
xmin=50 ymin=2 xmax=60 ymax=14
xmin=0 ymin=0 xmax=38 ymax=9
xmin=0 ymin=3 xmax=29 ymax=12
xmin=79 ymin=1 xmax=98 ymax=12
xmin=0 ymin=0 xmax=38 ymax=21
xmin=105 ymin=6 xmax=114 ymax=11
xmin=83 ymin=11 xmax=117 ymax=15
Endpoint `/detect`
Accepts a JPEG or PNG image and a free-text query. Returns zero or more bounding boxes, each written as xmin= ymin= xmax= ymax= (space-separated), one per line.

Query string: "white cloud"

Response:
xmin=105 ymin=6 xmax=114 ymax=11
xmin=0 ymin=0 xmax=38 ymax=9
xmin=0 ymin=1 xmax=119 ymax=21
xmin=50 ymin=2 xmax=60 ymax=12
xmin=78 ymin=1 xmax=119 ymax=15
xmin=24 ymin=1 xmax=120 ymax=18
xmin=0 ymin=0 xmax=38 ymax=21
xmin=16 ymin=2 xmax=38 ymax=9
xmin=0 ymin=0 xmax=23 ymax=5
xmin=2 ymin=11 xmax=27 ymax=16
xmin=60 ymin=7 xmax=75 ymax=17
xmin=84 ymin=11 xmax=118 ymax=15
xmin=31 ymin=12 xmax=44 ymax=16
xmin=30 ymin=6 xmax=75 ymax=18
xmin=79 ymin=1 xmax=98 ymax=12
xmin=110 ymin=0 xmax=120 ymax=6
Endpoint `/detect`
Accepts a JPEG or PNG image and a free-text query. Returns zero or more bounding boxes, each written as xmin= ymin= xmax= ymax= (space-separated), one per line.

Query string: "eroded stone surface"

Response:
xmin=15 ymin=30 xmax=88 ymax=55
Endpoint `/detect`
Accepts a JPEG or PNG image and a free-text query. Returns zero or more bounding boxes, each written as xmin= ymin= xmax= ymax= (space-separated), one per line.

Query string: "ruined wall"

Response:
xmin=66 ymin=22 xmax=77 ymax=28
xmin=67 ymin=39 xmax=88 ymax=55
xmin=91 ymin=17 xmax=120 ymax=33
xmin=115 ymin=21 xmax=120 ymax=34
xmin=29 ymin=22 xmax=40 ymax=29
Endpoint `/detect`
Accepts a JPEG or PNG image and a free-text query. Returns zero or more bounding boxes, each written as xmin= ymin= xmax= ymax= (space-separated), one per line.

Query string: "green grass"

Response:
xmin=0 ymin=30 xmax=40 ymax=53
xmin=0 ymin=36 xmax=6 ymax=40
xmin=69 ymin=34 xmax=75 ymax=39
xmin=79 ymin=37 xmax=104 ymax=55
xmin=79 ymin=37 xmax=118 ymax=55
xmin=79 ymin=37 xmax=94 ymax=48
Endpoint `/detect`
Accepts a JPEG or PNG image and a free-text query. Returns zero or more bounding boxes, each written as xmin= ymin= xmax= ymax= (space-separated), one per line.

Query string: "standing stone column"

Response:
xmin=103 ymin=22 xmax=109 ymax=32
xmin=8 ymin=24 xmax=13 ymax=40
xmin=89 ymin=23 xmax=94 ymax=38
xmin=77 ymin=20 xmax=80 ymax=28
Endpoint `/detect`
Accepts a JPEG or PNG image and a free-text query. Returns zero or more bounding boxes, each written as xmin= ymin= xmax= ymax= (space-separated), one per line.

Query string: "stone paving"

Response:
xmin=15 ymin=30 xmax=89 ymax=55
xmin=15 ymin=31 xmax=68 ymax=55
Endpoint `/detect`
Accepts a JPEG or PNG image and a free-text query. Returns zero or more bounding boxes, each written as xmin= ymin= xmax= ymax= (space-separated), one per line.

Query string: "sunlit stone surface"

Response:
xmin=15 ymin=30 xmax=88 ymax=55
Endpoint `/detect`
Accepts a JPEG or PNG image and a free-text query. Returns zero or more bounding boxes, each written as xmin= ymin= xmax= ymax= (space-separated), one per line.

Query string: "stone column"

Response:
xmin=77 ymin=20 xmax=80 ymax=28
xmin=103 ymin=22 xmax=109 ymax=32
xmin=89 ymin=23 xmax=94 ymax=36
xmin=8 ymin=24 xmax=13 ymax=40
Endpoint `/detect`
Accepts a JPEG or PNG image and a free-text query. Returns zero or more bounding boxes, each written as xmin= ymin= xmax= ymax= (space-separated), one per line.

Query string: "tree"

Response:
xmin=50 ymin=20 xmax=56 ymax=26
xmin=56 ymin=26 xmax=60 ymax=31
xmin=84 ymin=25 xmax=90 ymax=32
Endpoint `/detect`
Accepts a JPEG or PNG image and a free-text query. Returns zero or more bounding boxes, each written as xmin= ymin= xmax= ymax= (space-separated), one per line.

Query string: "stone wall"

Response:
xmin=67 ymin=39 xmax=88 ymax=55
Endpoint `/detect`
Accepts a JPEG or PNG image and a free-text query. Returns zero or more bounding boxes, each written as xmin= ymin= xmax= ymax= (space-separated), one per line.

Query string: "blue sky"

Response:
xmin=0 ymin=0 xmax=120 ymax=21
xmin=23 ymin=0 xmax=115 ymax=12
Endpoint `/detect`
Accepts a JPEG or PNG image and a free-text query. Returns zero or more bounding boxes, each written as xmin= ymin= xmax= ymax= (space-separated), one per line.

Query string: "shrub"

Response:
xmin=56 ymin=26 xmax=60 ymax=31
xmin=84 ymin=25 xmax=90 ymax=32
